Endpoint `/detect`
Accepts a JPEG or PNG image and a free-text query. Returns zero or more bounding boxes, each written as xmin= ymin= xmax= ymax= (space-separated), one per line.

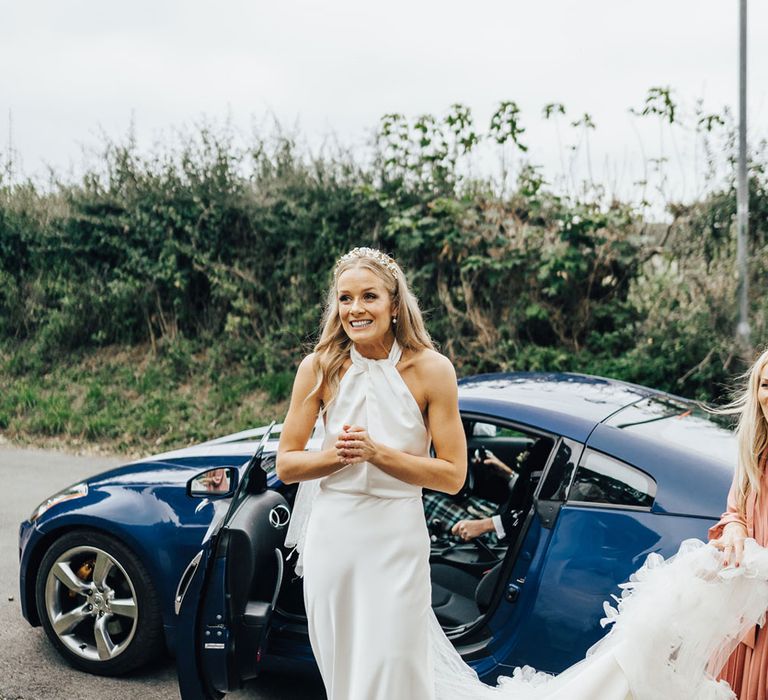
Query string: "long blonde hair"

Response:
xmin=717 ymin=348 xmax=768 ymax=516
xmin=308 ymin=248 xmax=435 ymax=410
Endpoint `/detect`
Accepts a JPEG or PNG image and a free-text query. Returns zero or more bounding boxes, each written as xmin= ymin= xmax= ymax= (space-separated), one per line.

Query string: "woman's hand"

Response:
xmin=335 ymin=424 xmax=379 ymax=465
xmin=451 ymin=518 xmax=494 ymax=541
xmin=712 ymin=522 xmax=748 ymax=567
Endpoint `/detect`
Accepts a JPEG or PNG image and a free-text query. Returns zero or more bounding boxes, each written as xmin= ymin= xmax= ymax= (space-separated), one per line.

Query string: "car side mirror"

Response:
xmin=187 ymin=467 xmax=238 ymax=498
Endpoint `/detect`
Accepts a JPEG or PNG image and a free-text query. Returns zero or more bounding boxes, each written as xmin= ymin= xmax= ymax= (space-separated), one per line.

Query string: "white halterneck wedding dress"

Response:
xmin=286 ymin=339 xmax=768 ymax=700
xmin=300 ymin=339 xmax=434 ymax=700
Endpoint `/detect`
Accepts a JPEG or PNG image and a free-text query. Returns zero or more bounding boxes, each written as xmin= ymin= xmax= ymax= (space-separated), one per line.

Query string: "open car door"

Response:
xmin=176 ymin=424 xmax=290 ymax=699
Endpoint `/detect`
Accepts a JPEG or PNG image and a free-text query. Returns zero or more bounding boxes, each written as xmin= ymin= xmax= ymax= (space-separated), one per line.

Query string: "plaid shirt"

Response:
xmin=422 ymin=491 xmax=502 ymax=543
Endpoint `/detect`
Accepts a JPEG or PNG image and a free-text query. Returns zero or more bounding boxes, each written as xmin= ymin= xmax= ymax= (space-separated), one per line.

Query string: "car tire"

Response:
xmin=35 ymin=529 xmax=164 ymax=676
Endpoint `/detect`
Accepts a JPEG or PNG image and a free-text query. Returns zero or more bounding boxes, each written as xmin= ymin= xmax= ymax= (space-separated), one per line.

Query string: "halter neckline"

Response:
xmin=350 ymin=338 xmax=402 ymax=367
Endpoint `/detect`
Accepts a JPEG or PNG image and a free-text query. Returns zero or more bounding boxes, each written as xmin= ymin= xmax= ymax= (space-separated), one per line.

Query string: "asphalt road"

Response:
xmin=0 ymin=444 xmax=325 ymax=700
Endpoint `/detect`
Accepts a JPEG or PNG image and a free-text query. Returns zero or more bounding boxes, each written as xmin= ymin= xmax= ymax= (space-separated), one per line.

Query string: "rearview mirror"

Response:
xmin=187 ymin=467 xmax=238 ymax=498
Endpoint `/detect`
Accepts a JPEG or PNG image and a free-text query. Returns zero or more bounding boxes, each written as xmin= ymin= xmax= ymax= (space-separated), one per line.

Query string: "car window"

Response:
xmin=495 ymin=425 xmax=530 ymax=439
xmin=537 ymin=438 xmax=580 ymax=502
xmin=568 ymin=449 xmax=656 ymax=509
xmin=463 ymin=419 xmax=554 ymax=504
xmin=470 ymin=422 xmax=550 ymax=471
xmin=604 ymin=397 xmax=736 ymax=465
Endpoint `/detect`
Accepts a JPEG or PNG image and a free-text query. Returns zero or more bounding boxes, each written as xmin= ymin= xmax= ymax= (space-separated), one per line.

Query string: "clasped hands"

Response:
xmin=335 ymin=424 xmax=379 ymax=466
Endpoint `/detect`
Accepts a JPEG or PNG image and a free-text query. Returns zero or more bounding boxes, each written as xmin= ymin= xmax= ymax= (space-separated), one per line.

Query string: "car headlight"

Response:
xmin=29 ymin=482 xmax=89 ymax=522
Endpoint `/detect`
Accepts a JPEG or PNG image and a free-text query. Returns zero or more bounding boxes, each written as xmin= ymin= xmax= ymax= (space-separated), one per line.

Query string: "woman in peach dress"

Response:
xmin=710 ymin=347 xmax=768 ymax=699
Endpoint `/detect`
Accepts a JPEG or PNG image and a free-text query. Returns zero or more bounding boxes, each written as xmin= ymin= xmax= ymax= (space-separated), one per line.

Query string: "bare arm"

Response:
xmin=337 ymin=353 xmax=467 ymax=494
xmin=276 ymin=354 xmax=344 ymax=484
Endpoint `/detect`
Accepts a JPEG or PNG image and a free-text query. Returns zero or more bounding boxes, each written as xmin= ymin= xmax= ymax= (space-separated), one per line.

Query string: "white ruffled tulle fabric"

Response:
xmin=292 ymin=508 xmax=768 ymax=697
xmin=429 ymin=538 xmax=768 ymax=700
xmin=590 ymin=538 xmax=768 ymax=700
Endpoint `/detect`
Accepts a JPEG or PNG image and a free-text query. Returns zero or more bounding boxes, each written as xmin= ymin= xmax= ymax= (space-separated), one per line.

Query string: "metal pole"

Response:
xmin=736 ymin=0 xmax=750 ymax=350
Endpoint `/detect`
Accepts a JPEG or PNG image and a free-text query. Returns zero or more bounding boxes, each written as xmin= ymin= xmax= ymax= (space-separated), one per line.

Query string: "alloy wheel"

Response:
xmin=44 ymin=545 xmax=139 ymax=662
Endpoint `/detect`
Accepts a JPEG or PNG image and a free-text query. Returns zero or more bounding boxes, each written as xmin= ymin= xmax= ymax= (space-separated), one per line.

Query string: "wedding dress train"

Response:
xmin=431 ymin=538 xmax=768 ymax=700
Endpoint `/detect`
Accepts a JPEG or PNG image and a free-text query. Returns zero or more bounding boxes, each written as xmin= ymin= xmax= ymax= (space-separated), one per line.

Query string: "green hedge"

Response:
xmin=1 ymin=113 xmax=767 ymax=406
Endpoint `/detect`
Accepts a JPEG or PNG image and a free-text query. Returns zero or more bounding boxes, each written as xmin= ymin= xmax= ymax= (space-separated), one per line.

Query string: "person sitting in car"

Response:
xmin=423 ymin=448 xmax=520 ymax=543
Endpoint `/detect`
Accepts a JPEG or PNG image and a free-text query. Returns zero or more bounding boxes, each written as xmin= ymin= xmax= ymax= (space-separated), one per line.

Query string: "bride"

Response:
xmin=276 ymin=247 xmax=768 ymax=700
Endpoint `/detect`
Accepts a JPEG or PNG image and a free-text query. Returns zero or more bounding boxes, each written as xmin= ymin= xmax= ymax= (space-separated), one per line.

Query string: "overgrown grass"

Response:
xmin=0 ymin=329 xmax=742 ymax=458
xmin=0 ymin=339 xmax=291 ymax=456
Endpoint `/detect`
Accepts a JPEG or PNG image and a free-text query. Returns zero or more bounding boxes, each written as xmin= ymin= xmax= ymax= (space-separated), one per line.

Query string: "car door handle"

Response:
xmin=270 ymin=548 xmax=284 ymax=610
xmin=175 ymin=550 xmax=203 ymax=615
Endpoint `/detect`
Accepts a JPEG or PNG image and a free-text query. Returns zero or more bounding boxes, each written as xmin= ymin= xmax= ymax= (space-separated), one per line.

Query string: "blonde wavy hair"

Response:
xmin=308 ymin=248 xmax=435 ymax=410
xmin=716 ymin=348 xmax=768 ymax=517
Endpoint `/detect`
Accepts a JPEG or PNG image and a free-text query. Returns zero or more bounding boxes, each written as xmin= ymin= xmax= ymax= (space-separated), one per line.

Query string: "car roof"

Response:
xmin=458 ymin=372 xmax=661 ymax=442
xmin=458 ymin=372 xmax=659 ymax=425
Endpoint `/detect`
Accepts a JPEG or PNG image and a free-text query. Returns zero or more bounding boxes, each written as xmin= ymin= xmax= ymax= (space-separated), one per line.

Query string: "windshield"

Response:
xmin=604 ymin=397 xmax=736 ymax=466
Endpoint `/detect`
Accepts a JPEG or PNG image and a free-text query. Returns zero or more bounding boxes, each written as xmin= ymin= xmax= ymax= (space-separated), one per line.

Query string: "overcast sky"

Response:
xmin=2 ymin=0 xmax=766 ymax=210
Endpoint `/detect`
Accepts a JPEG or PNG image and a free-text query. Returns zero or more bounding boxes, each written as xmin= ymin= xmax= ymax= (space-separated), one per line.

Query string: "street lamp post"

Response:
xmin=736 ymin=0 xmax=750 ymax=352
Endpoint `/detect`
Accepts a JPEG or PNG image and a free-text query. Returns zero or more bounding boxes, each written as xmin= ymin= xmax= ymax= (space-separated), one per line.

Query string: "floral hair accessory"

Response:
xmin=334 ymin=247 xmax=399 ymax=280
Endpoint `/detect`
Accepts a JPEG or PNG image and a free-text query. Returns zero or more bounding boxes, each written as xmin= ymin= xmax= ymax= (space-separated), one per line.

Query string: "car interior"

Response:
xmin=426 ymin=420 xmax=554 ymax=630
xmin=269 ymin=419 xmax=555 ymax=634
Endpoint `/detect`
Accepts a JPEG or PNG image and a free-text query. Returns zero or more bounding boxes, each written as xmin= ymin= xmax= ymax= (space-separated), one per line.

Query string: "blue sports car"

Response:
xmin=18 ymin=372 xmax=735 ymax=696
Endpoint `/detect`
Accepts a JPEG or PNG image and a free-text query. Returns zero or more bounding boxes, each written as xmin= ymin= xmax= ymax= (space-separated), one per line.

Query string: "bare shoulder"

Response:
xmin=296 ymin=352 xmax=317 ymax=376
xmin=292 ymin=353 xmax=320 ymax=394
xmin=404 ymin=348 xmax=457 ymax=384
xmin=415 ymin=347 xmax=455 ymax=370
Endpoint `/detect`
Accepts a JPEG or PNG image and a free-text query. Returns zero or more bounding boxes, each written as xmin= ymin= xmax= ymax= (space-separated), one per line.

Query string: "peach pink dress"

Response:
xmin=709 ymin=459 xmax=768 ymax=700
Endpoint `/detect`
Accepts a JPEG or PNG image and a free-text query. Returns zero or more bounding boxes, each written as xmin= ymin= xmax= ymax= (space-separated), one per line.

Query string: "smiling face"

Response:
xmin=758 ymin=363 xmax=768 ymax=424
xmin=336 ymin=266 xmax=395 ymax=349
